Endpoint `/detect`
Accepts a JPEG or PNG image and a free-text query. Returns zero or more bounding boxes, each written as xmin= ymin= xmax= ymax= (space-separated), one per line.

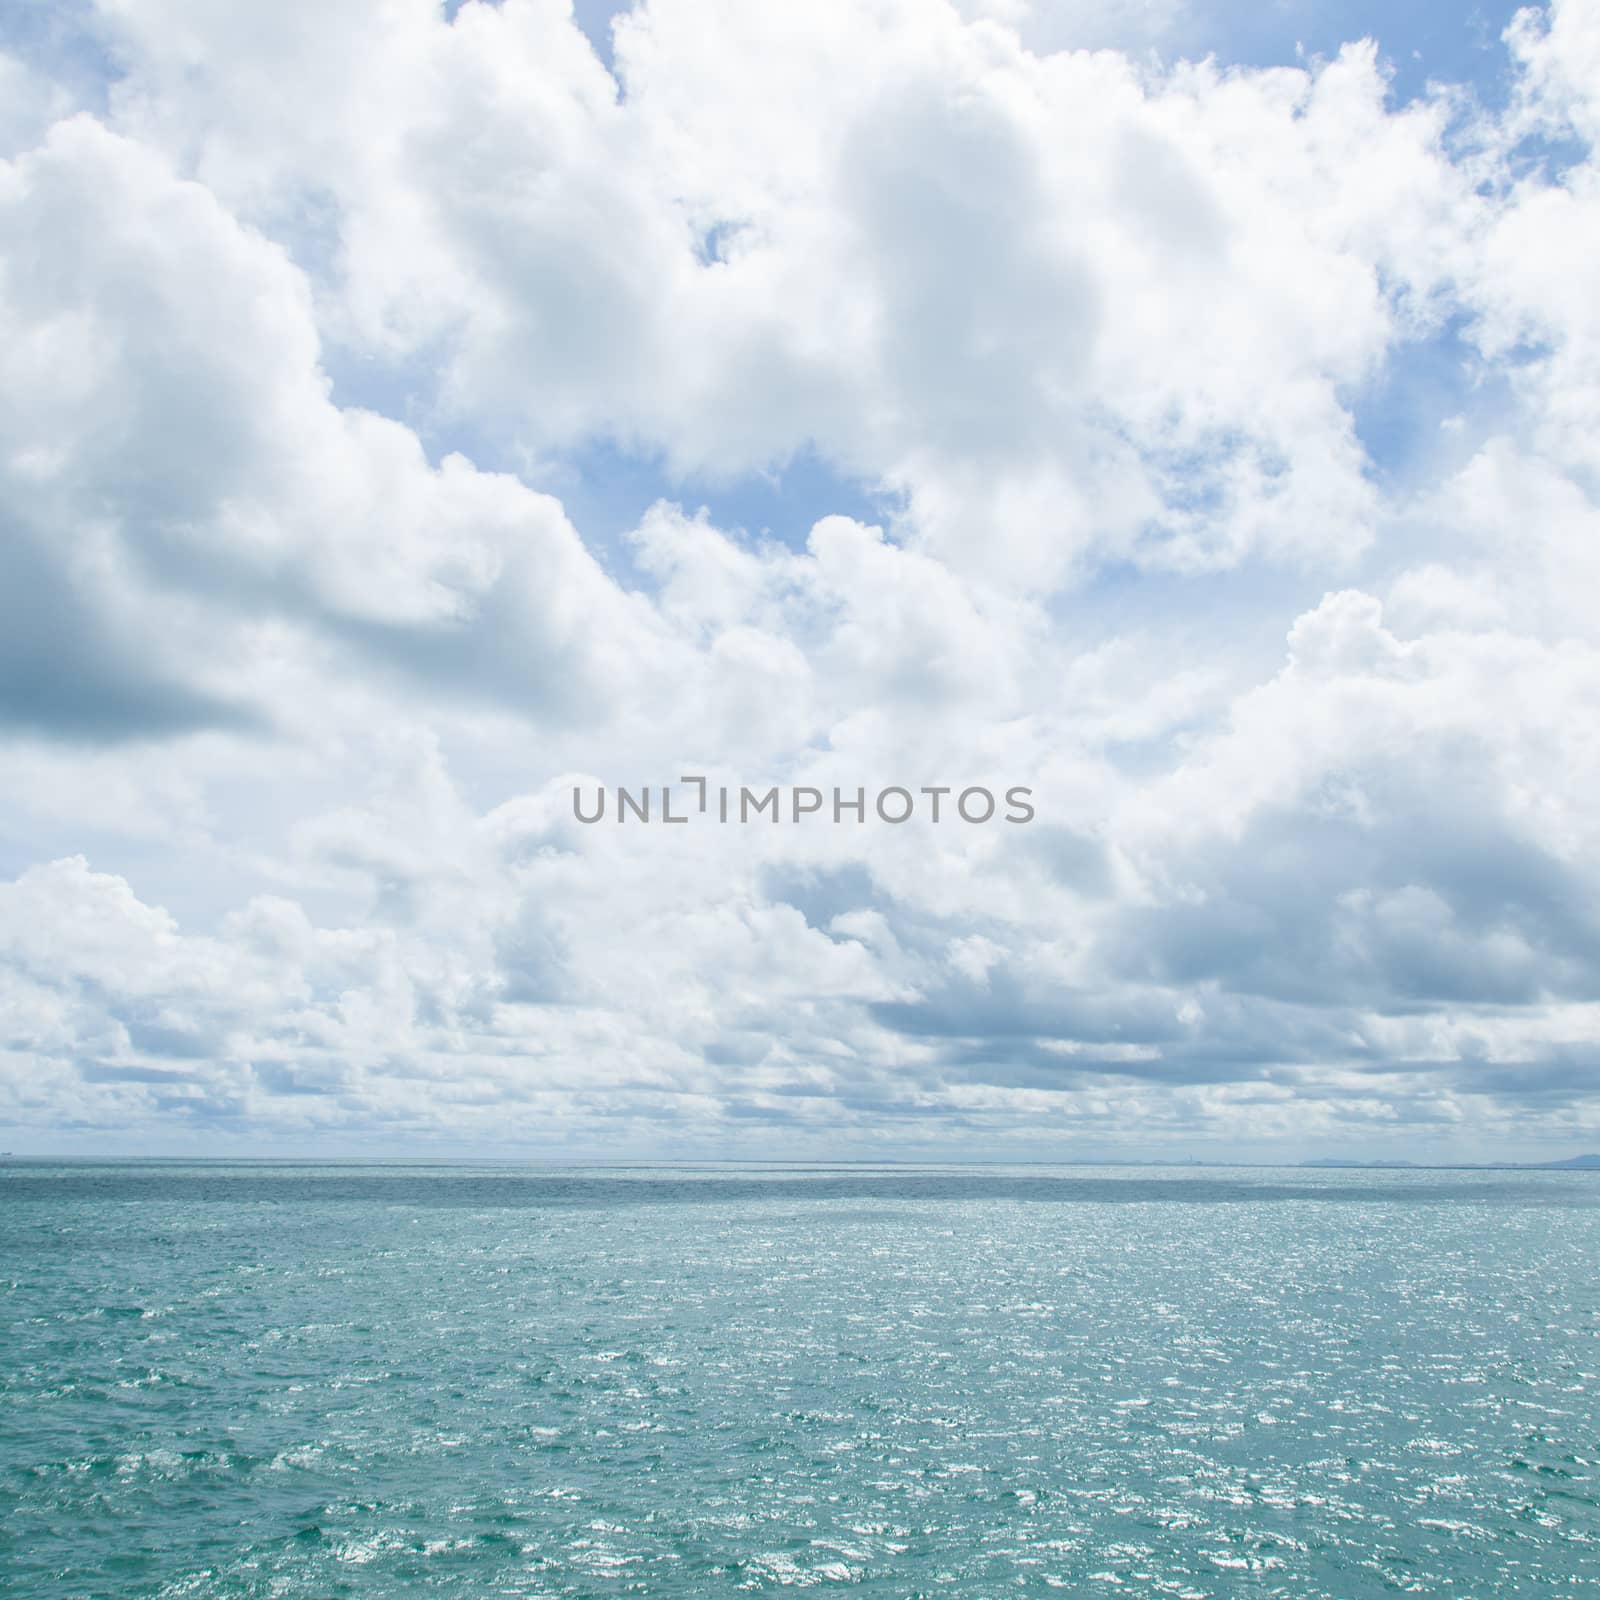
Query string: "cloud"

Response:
xmin=0 ymin=114 xmax=675 ymax=738
xmin=1 ymin=0 xmax=1598 ymax=1158
xmin=86 ymin=0 xmax=1489 ymax=588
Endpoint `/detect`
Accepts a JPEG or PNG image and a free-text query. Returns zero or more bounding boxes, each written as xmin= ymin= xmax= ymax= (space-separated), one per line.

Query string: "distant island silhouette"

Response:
xmin=1302 ymin=1154 xmax=1600 ymax=1170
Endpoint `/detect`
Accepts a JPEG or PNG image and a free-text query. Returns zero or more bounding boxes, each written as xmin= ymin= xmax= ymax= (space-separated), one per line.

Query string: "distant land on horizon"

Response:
xmin=1301 ymin=1154 xmax=1600 ymax=1170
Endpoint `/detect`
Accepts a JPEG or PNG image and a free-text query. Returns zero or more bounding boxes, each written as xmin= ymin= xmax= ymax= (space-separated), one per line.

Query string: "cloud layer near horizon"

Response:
xmin=2 ymin=0 xmax=1599 ymax=1159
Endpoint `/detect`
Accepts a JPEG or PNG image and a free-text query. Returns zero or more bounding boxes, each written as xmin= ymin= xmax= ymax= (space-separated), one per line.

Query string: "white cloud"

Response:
xmin=88 ymin=0 xmax=1488 ymax=586
xmin=1 ymin=0 xmax=1599 ymax=1159
xmin=0 ymin=114 xmax=675 ymax=737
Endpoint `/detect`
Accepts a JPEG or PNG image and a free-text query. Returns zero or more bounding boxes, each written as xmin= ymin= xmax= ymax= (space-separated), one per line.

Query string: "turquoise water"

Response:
xmin=3 ymin=1163 xmax=1597 ymax=1598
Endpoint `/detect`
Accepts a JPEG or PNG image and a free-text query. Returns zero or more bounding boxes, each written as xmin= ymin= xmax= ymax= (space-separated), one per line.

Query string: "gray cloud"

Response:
xmin=0 ymin=522 xmax=261 ymax=740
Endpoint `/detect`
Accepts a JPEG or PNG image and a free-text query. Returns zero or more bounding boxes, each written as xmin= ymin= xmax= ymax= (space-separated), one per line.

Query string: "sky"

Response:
xmin=1 ymin=0 xmax=1598 ymax=1163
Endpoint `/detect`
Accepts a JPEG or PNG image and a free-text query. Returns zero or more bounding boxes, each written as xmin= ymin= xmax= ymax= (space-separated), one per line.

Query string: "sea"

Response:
xmin=2 ymin=1162 xmax=1597 ymax=1598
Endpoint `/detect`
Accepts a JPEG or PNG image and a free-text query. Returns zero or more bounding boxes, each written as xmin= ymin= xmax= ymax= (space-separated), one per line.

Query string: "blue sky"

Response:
xmin=1 ymin=0 xmax=1598 ymax=1162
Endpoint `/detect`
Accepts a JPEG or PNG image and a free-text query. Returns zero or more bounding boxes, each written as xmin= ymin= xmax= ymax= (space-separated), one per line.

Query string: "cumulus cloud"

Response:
xmin=88 ymin=0 xmax=1488 ymax=585
xmin=0 ymin=114 xmax=678 ymax=738
xmin=1 ymin=0 xmax=1598 ymax=1159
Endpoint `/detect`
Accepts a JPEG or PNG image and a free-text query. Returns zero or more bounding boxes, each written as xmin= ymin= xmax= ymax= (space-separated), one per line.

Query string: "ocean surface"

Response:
xmin=2 ymin=1163 xmax=1597 ymax=1598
